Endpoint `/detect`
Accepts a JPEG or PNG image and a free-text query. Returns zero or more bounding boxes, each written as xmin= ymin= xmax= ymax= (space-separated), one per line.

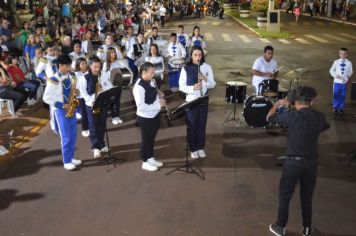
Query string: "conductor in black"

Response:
xmin=266 ymin=86 xmax=330 ymax=236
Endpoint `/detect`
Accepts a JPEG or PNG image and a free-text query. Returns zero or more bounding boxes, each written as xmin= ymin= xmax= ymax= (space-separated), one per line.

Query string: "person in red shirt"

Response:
xmin=1 ymin=54 xmax=40 ymax=105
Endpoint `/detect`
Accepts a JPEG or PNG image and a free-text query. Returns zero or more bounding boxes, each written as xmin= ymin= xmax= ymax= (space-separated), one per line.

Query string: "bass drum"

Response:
xmin=243 ymin=95 xmax=273 ymax=128
xmin=110 ymin=64 xmax=134 ymax=88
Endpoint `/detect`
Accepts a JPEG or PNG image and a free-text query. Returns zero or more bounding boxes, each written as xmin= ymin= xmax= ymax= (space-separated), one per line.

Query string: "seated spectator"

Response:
xmin=1 ymin=54 xmax=39 ymax=105
xmin=0 ymin=65 xmax=26 ymax=115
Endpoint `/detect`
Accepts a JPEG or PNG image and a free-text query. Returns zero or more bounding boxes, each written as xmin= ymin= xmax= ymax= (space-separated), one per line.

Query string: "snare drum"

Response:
xmin=225 ymin=81 xmax=247 ymax=104
xmin=259 ymin=79 xmax=279 ymax=97
xmin=243 ymin=95 xmax=273 ymax=128
xmin=168 ymin=58 xmax=185 ymax=70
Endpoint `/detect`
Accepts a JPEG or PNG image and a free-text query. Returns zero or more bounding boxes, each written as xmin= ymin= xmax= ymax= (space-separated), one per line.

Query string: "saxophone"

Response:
xmin=65 ymin=76 xmax=80 ymax=118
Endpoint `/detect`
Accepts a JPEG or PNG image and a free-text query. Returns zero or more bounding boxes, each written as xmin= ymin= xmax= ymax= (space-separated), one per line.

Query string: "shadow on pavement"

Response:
xmin=0 ymin=189 xmax=44 ymax=211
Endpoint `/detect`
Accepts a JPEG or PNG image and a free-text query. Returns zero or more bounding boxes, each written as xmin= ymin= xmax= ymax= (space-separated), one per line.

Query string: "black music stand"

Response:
xmin=165 ymin=94 xmax=209 ymax=180
xmin=92 ymin=86 xmax=124 ymax=163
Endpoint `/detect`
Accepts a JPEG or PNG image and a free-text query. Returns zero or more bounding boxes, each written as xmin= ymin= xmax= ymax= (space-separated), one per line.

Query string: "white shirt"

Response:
xmin=78 ymin=71 xmax=113 ymax=107
xmin=179 ymin=63 xmax=216 ymax=102
xmin=252 ymin=56 xmax=278 ymax=92
xmin=121 ymin=35 xmax=136 ymax=52
xmin=167 ymin=42 xmax=186 ymax=58
xmin=96 ymin=44 xmax=123 ymax=62
xmin=74 ymin=71 xmax=88 ymax=99
xmin=188 ymin=36 xmax=206 ymax=49
xmin=43 ymin=72 xmax=74 ymax=109
xmin=35 ymin=55 xmax=57 ymax=79
xmin=133 ymin=79 xmax=161 ymax=118
xmin=69 ymin=51 xmax=86 ymax=69
xmin=329 ymin=58 xmax=353 ymax=84
xmin=102 ymin=59 xmax=127 ymax=72
xmin=159 ymin=6 xmax=167 ymax=16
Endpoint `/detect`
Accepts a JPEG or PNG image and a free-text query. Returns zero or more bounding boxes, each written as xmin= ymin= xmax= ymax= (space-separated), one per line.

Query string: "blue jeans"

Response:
xmin=17 ymin=80 xmax=40 ymax=99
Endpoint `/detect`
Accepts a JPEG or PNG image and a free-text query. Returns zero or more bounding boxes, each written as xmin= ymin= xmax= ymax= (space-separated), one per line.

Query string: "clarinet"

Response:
xmin=198 ymin=60 xmax=203 ymax=96
xmin=152 ymin=79 xmax=172 ymax=126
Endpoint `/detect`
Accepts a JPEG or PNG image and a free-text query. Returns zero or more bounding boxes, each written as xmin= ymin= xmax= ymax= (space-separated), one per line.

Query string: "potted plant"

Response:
xmin=239 ymin=1 xmax=251 ymax=18
xmin=251 ymin=0 xmax=269 ymax=28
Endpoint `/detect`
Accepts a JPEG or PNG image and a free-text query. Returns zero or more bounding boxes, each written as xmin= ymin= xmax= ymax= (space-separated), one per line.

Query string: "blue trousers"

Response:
xmin=186 ymin=105 xmax=208 ymax=152
xmin=333 ymin=83 xmax=347 ymax=110
xmin=86 ymin=106 xmax=107 ymax=150
xmin=127 ymin=58 xmax=138 ymax=82
xmin=54 ymin=108 xmax=77 ymax=164
xmin=168 ymin=67 xmax=181 ymax=89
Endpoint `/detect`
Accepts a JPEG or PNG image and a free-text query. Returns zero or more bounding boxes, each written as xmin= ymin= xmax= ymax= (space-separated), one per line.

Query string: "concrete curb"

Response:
xmin=225 ymin=12 xmax=262 ymax=38
xmin=295 ymin=12 xmax=356 ymax=27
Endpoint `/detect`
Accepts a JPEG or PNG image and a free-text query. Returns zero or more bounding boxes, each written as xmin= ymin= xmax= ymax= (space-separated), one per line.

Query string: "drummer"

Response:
xmin=167 ymin=33 xmax=186 ymax=92
xmin=145 ymin=44 xmax=165 ymax=89
xmin=146 ymin=27 xmax=162 ymax=47
xmin=252 ymin=45 xmax=278 ymax=94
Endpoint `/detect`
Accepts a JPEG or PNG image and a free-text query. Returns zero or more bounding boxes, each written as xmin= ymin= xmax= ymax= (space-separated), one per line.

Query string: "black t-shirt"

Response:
xmin=268 ymin=108 xmax=330 ymax=158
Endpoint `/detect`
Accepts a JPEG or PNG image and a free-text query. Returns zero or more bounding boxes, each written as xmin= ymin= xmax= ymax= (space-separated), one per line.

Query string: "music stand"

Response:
xmin=223 ymin=83 xmax=245 ymax=128
xmin=165 ymin=94 xmax=209 ymax=180
xmin=92 ymin=86 xmax=124 ymax=163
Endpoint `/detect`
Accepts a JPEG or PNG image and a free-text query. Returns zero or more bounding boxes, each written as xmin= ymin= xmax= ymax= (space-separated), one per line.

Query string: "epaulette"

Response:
xmin=47 ymin=76 xmax=59 ymax=85
xmin=39 ymin=57 xmax=48 ymax=63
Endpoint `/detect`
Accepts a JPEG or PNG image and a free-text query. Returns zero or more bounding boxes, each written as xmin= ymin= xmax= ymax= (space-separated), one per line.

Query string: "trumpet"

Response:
xmin=92 ymin=78 xmax=103 ymax=115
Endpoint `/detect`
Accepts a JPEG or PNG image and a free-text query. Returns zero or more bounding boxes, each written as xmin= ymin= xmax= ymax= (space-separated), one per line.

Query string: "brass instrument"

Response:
xmin=92 ymin=76 xmax=103 ymax=115
xmin=65 ymin=76 xmax=80 ymax=118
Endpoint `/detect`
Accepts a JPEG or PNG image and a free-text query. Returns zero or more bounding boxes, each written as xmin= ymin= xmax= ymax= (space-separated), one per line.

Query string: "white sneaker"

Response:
xmin=93 ymin=149 xmax=101 ymax=158
xmin=76 ymin=112 xmax=82 ymax=120
xmin=142 ymin=161 xmax=158 ymax=171
xmin=100 ymin=146 xmax=109 ymax=153
xmin=148 ymin=157 xmax=163 ymax=167
xmin=190 ymin=151 xmax=199 ymax=159
xmin=72 ymin=158 xmax=82 ymax=166
xmin=0 ymin=145 xmax=9 ymax=154
xmin=64 ymin=163 xmax=76 ymax=170
xmin=198 ymin=149 xmax=206 ymax=158
xmin=81 ymin=130 xmax=90 ymax=137
xmin=112 ymin=117 xmax=123 ymax=125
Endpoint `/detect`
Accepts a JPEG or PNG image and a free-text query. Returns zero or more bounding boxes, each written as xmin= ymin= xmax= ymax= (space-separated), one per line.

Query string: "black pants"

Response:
xmin=277 ymin=158 xmax=318 ymax=228
xmin=86 ymin=106 xmax=107 ymax=150
xmin=186 ymin=104 xmax=208 ymax=152
xmin=79 ymin=98 xmax=89 ymax=131
xmin=160 ymin=16 xmax=165 ymax=27
xmin=0 ymin=87 xmax=26 ymax=111
xmin=137 ymin=114 xmax=160 ymax=162
xmin=110 ymin=89 xmax=122 ymax=118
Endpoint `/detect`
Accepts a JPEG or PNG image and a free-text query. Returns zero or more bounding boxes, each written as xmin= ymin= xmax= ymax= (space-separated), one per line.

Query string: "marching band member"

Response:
xmin=43 ymin=55 xmax=82 ymax=171
xmin=74 ymin=58 xmax=90 ymax=137
xmin=177 ymin=24 xmax=189 ymax=49
xmin=252 ymin=45 xmax=278 ymax=94
xmin=179 ymin=46 xmax=216 ymax=159
xmin=78 ymin=56 xmax=109 ymax=159
xmin=97 ymin=33 xmax=123 ymax=62
xmin=188 ymin=26 xmax=206 ymax=51
xmin=329 ymin=47 xmax=353 ymax=115
xmin=35 ymin=42 xmax=59 ymax=133
xmin=81 ymin=30 xmax=94 ymax=58
xmin=102 ymin=47 xmax=124 ymax=125
xmin=35 ymin=42 xmax=58 ymax=83
xmin=127 ymin=32 xmax=147 ymax=81
xmin=121 ymin=26 xmax=136 ymax=54
xmin=133 ymin=62 xmax=165 ymax=172
xmin=146 ymin=27 xmax=161 ymax=47
xmin=167 ymin=33 xmax=186 ymax=91
xmin=69 ymin=39 xmax=86 ymax=70
xmin=145 ymin=44 xmax=165 ymax=89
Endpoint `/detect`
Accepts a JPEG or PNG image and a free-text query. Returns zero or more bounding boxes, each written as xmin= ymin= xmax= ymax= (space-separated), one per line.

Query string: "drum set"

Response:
xmin=224 ymin=79 xmax=289 ymax=128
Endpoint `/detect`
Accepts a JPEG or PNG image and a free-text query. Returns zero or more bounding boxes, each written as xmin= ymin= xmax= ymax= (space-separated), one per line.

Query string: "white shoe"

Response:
xmin=112 ymin=117 xmax=123 ymax=125
xmin=198 ymin=149 xmax=206 ymax=158
xmin=0 ymin=145 xmax=9 ymax=154
xmin=148 ymin=157 xmax=163 ymax=167
xmin=81 ymin=130 xmax=90 ymax=137
xmin=100 ymin=146 xmax=109 ymax=153
xmin=27 ymin=99 xmax=36 ymax=106
xmin=93 ymin=149 xmax=101 ymax=158
xmin=142 ymin=161 xmax=158 ymax=171
xmin=76 ymin=112 xmax=82 ymax=120
xmin=64 ymin=163 xmax=76 ymax=170
xmin=72 ymin=158 xmax=82 ymax=166
xmin=190 ymin=151 xmax=199 ymax=159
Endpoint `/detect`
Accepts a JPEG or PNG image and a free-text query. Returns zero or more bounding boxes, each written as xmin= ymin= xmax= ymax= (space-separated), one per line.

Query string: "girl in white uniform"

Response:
xmin=145 ymin=44 xmax=165 ymax=89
